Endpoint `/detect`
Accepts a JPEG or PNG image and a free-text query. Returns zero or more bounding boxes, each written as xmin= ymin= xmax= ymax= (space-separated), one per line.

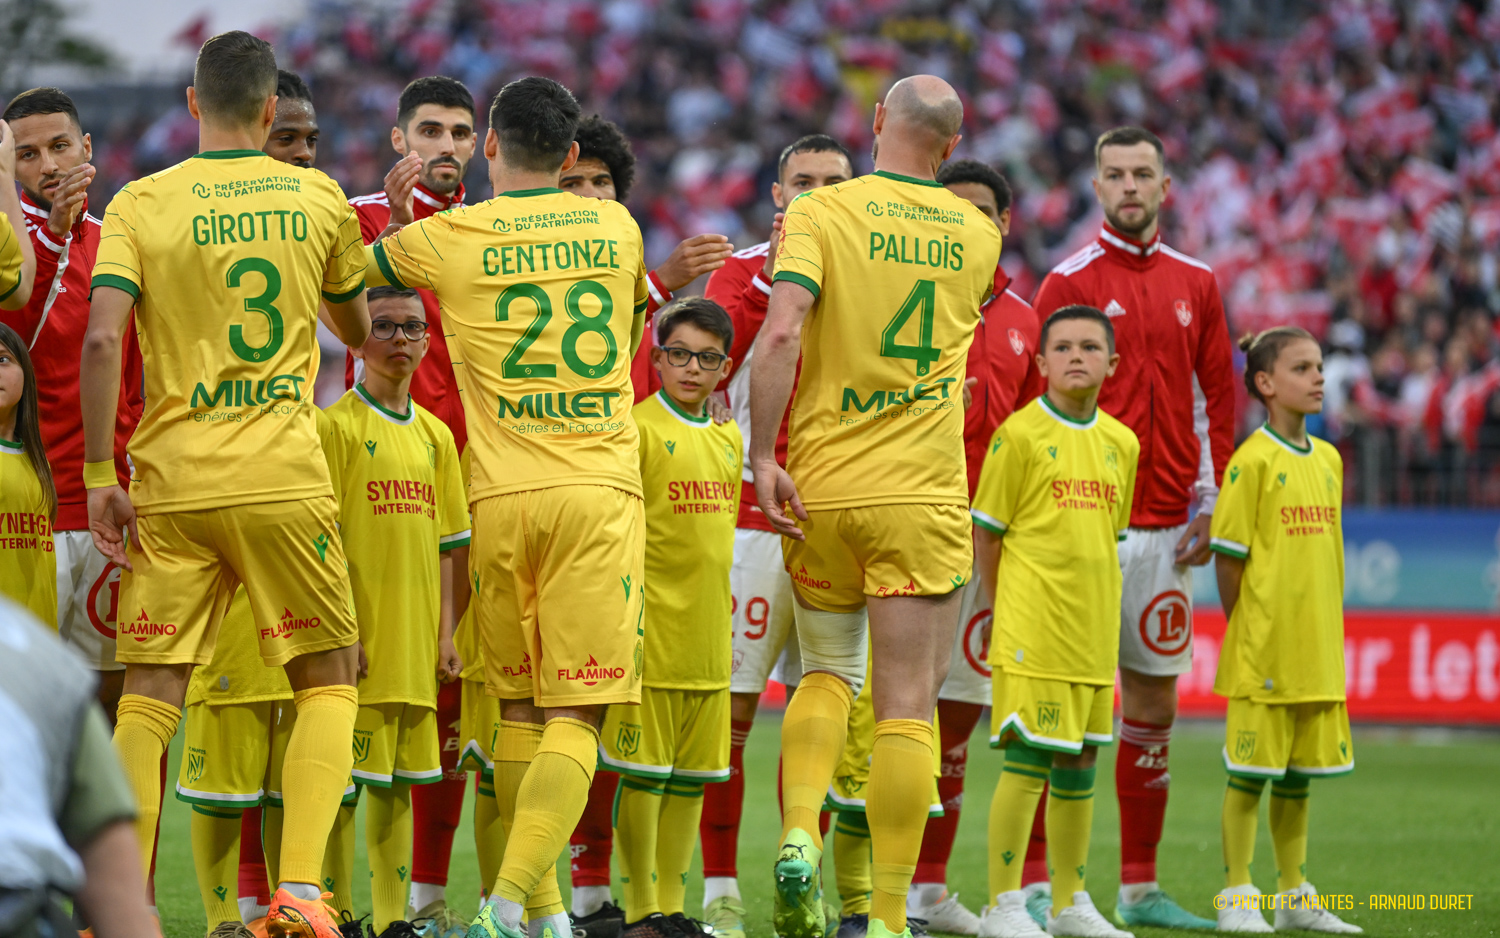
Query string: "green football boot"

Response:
xmin=772 ymin=827 xmax=825 ymax=938
xmin=467 ymin=903 xmax=525 ymax=938
xmin=1111 ymin=888 xmax=1216 ymax=930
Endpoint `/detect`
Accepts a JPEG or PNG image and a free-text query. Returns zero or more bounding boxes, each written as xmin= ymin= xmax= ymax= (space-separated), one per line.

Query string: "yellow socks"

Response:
xmin=616 ymin=777 xmax=665 ymax=921
xmin=1270 ymin=776 xmax=1310 ymax=893
xmin=366 ymin=784 xmax=414 ymax=933
xmin=834 ymin=811 xmax=872 ymax=916
xmin=657 ymin=781 xmax=705 ymax=916
xmin=475 ymin=773 xmax=505 ymax=899
xmin=323 ymin=802 xmax=357 ymax=917
xmin=988 ymin=744 xmax=1049 ymax=901
xmin=867 ymin=719 xmax=933 ymax=934
xmin=113 ymin=694 xmax=181 ymax=876
xmin=494 ymin=718 xmax=598 ymax=911
xmin=280 ymin=684 xmax=358 ymax=885
xmin=1222 ymin=777 xmax=1264 ymax=888
xmin=780 ymin=671 xmax=853 ymax=847
xmin=190 ymin=806 xmax=242 ymax=927
xmin=1046 ymin=764 xmax=1096 ymax=917
xmin=262 ymin=805 xmax=284 ymax=890
xmin=493 ymin=720 xmax=565 ymax=917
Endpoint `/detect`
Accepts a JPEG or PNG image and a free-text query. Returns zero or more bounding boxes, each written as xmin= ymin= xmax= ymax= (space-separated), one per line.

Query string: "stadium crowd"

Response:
xmin=78 ymin=0 xmax=1500 ymax=504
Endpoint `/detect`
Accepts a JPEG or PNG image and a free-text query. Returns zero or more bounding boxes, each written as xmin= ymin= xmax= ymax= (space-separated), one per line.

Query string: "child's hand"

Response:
xmin=437 ymin=636 xmax=463 ymax=683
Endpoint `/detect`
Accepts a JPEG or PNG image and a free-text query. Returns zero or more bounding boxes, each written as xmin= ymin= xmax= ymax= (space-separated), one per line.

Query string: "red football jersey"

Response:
xmin=963 ymin=269 xmax=1041 ymax=501
xmin=347 ymin=181 xmax=467 ymax=451
xmin=4 ymin=195 xmax=142 ymax=531
xmin=1032 ymin=223 xmax=1235 ymax=528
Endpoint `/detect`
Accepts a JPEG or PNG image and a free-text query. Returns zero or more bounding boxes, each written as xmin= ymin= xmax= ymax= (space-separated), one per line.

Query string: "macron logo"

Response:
xmin=1104 ymin=299 xmax=1127 ymax=318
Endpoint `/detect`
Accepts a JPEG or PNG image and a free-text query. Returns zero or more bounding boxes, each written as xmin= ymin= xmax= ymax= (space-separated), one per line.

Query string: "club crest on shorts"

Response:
xmin=1235 ymin=729 xmax=1257 ymax=762
xmin=962 ymin=611 xmax=992 ymax=678
xmin=352 ymin=729 xmax=373 ymax=764
xmin=1008 ymin=327 xmax=1025 ymax=355
xmin=1037 ymin=701 xmax=1061 ymax=733
xmin=86 ymin=562 xmax=122 ymax=639
xmin=616 ymin=722 xmax=641 ymax=757
xmin=1139 ymin=590 xmax=1192 ymax=656
xmin=186 ymin=746 xmax=206 ymax=783
xmin=1174 ymin=299 xmax=1192 ymax=327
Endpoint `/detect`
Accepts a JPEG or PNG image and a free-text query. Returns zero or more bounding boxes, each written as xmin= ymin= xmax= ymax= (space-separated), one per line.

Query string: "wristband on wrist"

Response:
xmin=83 ymin=461 xmax=118 ymax=489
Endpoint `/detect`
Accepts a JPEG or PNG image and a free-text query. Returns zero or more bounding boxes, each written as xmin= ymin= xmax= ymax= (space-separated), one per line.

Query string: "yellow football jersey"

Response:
xmin=773 ymin=171 xmax=1002 ymax=510
xmin=92 ymin=150 xmax=366 ymax=514
xmin=0 ymin=440 xmax=56 ymax=627
xmin=370 ymin=188 xmax=649 ymax=502
xmin=971 ymin=396 xmax=1139 ymax=686
xmin=1210 ymin=426 xmax=1346 ymax=703
xmin=184 ymin=587 xmax=293 ymax=706
xmin=634 ymin=392 xmax=742 ymax=690
xmin=320 ymin=386 xmax=470 ymax=707
xmin=0 ymin=212 xmax=22 ymax=303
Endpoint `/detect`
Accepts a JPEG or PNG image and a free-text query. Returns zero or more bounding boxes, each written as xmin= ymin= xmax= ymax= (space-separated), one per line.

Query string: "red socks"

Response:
xmin=1116 ymin=718 xmax=1172 ymax=884
xmin=239 ymin=806 xmax=270 ymax=905
xmin=1020 ymin=785 xmax=1048 ymax=887
xmin=914 ymin=701 xmax=982 ymax=884
xmin=412 ymin=680 xmax=466 ymax=888
xmin=700 ymin=719 xmax=752 ymax=878
xmin=570 ymin=770 xmax=619 ymax=888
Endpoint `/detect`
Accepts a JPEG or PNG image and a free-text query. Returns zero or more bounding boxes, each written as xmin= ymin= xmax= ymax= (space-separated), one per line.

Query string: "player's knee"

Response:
xmin=729 ymin=691 xmax=760 ymax=723
xmin=501 ymin=699 xmax=545 ymax=725
xmin=283 ymin=643 xmax=358 ymax=691
xmin=1119 ymin=668 xmax=1179 ymax=724
xmin=1053 ymin=746 xmax=1097 ymax=771
xmin=792 ymin=604 xmax=869 ymax=692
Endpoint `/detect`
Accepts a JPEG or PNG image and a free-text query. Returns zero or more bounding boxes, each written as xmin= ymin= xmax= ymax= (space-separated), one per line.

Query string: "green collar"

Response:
xmin=193 ymin=149 xmax=266 ymax=160
xmin=873 ymin=169 xmax=943 ymax=188
xmin=498 ymin=187 xmax=563 ymax=198
xmin=0 ymin=437 xmax=22 ymax=453
xmin=1039 ymin=394 xmax=1099 ymax=429
xmin=355 ymin=383 xmax=415 ymax=425
xmin=656 ymin=390 xmax=709 ymax=426
xmin=1260 ymin=423 xmax=1312 ymax=455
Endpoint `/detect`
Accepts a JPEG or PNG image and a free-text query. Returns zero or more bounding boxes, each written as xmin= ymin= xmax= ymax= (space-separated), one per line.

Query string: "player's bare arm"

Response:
xmin=1214 ymin=551 xmax=1245 ymax=619
xmin=654 ymin=232 xmax=735 ymax=292
xmin=748 ymin=279 xmax=813 ymax=539
xmin=974 ymin=524 xmax=1003 ymax=612
xmin=323 ymin=288 xmax=373 ymax=348
xmin=79 ymin=285 xmax=136 ymax=567
xmin=0 ymin=121 xmax=37 ymax=310
xmin=437 ymin=550 xmax=462 ymax=682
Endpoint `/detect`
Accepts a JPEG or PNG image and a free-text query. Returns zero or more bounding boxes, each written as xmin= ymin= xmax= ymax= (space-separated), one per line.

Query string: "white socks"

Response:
xmin=409 ymin=881 xmax=447 ymax=914
xmin=702 ymin=877 xmax=741 ymax=906
xmin=908 ymin=883 xmax=947 ymax=909
xmin=239 ymin=897 xmax=269 ymax=923
xmin=1118 ymin=881 xmax=1158 ymax=905
xmin=279 ymin=882 xmax=321 ymax=902
xmin=572 ymin=885 xmax=613 ymax=918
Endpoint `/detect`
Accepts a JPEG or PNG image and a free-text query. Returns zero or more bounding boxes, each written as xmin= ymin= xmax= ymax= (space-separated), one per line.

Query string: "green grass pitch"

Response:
xmin=153 ymin=718 xmax=1499 ymax=938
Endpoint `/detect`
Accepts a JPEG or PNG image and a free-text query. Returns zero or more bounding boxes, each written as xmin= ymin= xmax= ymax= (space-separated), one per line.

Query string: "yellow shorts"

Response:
xmin=990 ymin=671 xmax=1114 ymax=754
xmin=1223 ymin=699 xmax=1354 ymax=780
xmin=599 ymin=687 xmax=731 ymax=782
xmin=473 ymin=485 xmax=645 ymax=708
xmin=176 ymin=698 xmax=295 ymax=809
xmin=119 ymin=497 xmax=357 ymax=667
xmin=782 ymin=505 xmax=972 ymax=612
xmin=458 ymin=678 xmax=501 ymax=777
xmin=351 ymin=702 xmax=443 ymax=787
xmin=825 ymin=672 xmax=942 ymax=816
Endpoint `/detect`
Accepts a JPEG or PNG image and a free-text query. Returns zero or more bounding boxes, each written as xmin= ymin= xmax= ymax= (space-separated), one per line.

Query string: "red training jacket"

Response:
xmin=1032 ymin=223 xmax=1235 ymax=528
xmin=964 ymin=268 xmax=1041 ymax=501
xmin=626 ymin=270 xmax=677 ymax=403
xmin=3 ymin=195 xmax=143 ymax=531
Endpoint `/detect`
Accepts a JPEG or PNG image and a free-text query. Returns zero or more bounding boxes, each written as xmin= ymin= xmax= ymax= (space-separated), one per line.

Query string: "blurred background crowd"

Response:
xmin=29 ymin=0 xmax=1500 ymax=506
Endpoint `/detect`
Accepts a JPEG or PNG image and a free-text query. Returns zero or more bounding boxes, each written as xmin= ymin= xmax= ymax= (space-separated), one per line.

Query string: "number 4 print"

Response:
xmin=881 ymin=279 xmax=939 ymax=376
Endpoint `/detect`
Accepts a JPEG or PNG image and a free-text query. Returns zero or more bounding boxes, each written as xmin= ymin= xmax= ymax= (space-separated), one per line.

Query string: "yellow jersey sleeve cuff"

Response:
xmin=970 ymin=508 xmax=1006 ymax=535
xmin=439 ymin=530 xmax=472 ymax=551
xmin=370 ymin=242 xmax=407 ymax=289
xmin=1210 ymin=537 xmax=1249 ymax=559
xmin=322 ymin=281 xmax=366 ymax=304
xmin=0 ymin=274 xmax=18 ymax=304
xmin=772 ymin=270 xmax=820 ymax=300
xmin=90 ymin=273 xmax=140 ymax=301
xmin=83 ymin=461 xmax=119 ymax=490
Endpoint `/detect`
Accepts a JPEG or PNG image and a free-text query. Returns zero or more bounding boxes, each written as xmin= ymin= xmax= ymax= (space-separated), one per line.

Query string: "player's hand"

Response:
xmin=752 ymin=459 xmax=808 ymax=540
xmin=0 ymin=121 xmax=15 ymax=179
xmin=437 ymin=636 xmax=462 ymax=683
xmin=46 ymin=163 xmax=95 ymax=238
xmin=87 ymin=485 xmax=137 ymax=570
xmin=383 ymin=153 xmax=422 ymax=228
xmin=1175 ymin=512 xmax=1213 ymax=566
xmin=707 ymin=395 xmax=731 ymax=425
xmin=963 ymin=376 xmax=978 ymax=410
xmin=355 ymin=641 xmax=369 ymax=678
xmin=761 ymin=212 xmax=785 ymax=278
xmin=655 ymin=234 xmax=734 ymax=292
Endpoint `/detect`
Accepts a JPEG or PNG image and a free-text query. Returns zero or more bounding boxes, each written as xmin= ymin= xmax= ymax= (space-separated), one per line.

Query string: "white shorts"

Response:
xmin=938 ymin=573 xmax=992 ymax=705
xmin=729 ymin=528 xmax=799 ymax=693
xmin=1118 ymin=525 xmax=1195 ymax=676
xmin=55 ymin=530 xmax=124 ymax=671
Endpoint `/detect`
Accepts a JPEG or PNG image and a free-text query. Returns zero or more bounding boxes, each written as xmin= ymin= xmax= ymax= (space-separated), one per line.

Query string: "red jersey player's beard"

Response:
xmin=1104 ymin=202 xmax=1158 ymax=238
xmin=422 ymin=156 xmax=467 ymax=196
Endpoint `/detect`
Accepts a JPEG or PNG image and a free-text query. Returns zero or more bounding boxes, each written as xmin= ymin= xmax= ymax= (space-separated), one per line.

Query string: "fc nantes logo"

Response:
xmin=186 ymin=746 xmax=207 ymax=783
xmin=617 ymin=722 xmax=642 ymax=758
xmin=1036 ymin=701 xmax=1061 ymax=733
xmin=634 ymin=639 xmax=644 ymax=679
xmin=723 ymin=442 xmax=738 ymax=468
xmin=352 ymin=729 xmax=374 ymax=764
xmin=1235 ymin=730 xmax=1257 ymax=763
xmin=1104 ymin=445 xmax=1119 ymax=471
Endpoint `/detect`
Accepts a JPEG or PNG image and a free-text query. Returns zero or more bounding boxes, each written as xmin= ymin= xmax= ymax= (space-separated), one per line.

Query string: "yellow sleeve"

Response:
xmin=1210 ymin=447 xmax=1260 ymax=559
xmin=322 ymin=188 xmax=367 ymax=303
xmin=1115 ymin=436 xmax=1139 ymax=539
xmin=91 ymin=186 xmax=143 ymax=300
xmin=315 ymin=408 xmax=350 ymax=516
xmin=970 ymin=420 xmax=1026 ymax=535
xmin=436 ymin=428 xmax=471 ymax=551
xmin=370 ymin=215 xmax=448 ymax=294
xmin=0 ymin=213 xmax=21 ymax=303
xmin=772 ymin=190 xmax=827 ymax=299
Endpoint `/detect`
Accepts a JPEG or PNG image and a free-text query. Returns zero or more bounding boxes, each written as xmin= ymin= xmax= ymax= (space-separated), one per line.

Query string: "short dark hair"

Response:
xmin=936 ymin=159 xmax=1012 ymax=213
xmin=396 ymin=76 xmax=474 ymax=130
xmin=276 ymin=69 xmax=312 ymax=104
xmin=1239 ymin=326 xmax=1318 ymax=403
xmin=777 ymin=134 xmax=853 ymax=181
xmin=194 ymin=31 xmax=278 ymax=127
xmin=489 ymin=77 xmax=581 ymax=173
xmin=573 ymin=115 xmax=637 ymax=201
xmin=3 ymin=87 xmax=80 ymax=128
xmin=1041 ymin=305 xmax=1115 ymax=354
xmin=656 ymin=296 xmax=734 ymax=352
xmin=1094 ymin=126 xmax=1164 ymax=169
xmin=367 ymin=286 xmax=420 ymax=305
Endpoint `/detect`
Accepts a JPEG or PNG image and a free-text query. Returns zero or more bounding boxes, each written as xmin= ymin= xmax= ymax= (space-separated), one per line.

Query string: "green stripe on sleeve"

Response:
xmin=90 ymin=273 xmax=141 ymax=300
xmin=772 ymin=270 xmax=820 ymax=299
xmin=372 ymin=242 xmax=408 ymax=289
xmin=322 ymin=280 xmax=366 ymax=303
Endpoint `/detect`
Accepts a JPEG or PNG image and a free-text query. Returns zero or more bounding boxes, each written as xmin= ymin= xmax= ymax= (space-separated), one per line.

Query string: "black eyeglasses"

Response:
xmin=661 ymin=346 xmax=727 ymax=370
xmin=371 ymin=319 xmax=429 ymax=340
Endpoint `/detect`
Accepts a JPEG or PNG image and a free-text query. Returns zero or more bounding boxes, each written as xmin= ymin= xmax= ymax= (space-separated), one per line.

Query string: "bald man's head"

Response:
xmin=883 ymin=75 xmax=963 ymax=141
